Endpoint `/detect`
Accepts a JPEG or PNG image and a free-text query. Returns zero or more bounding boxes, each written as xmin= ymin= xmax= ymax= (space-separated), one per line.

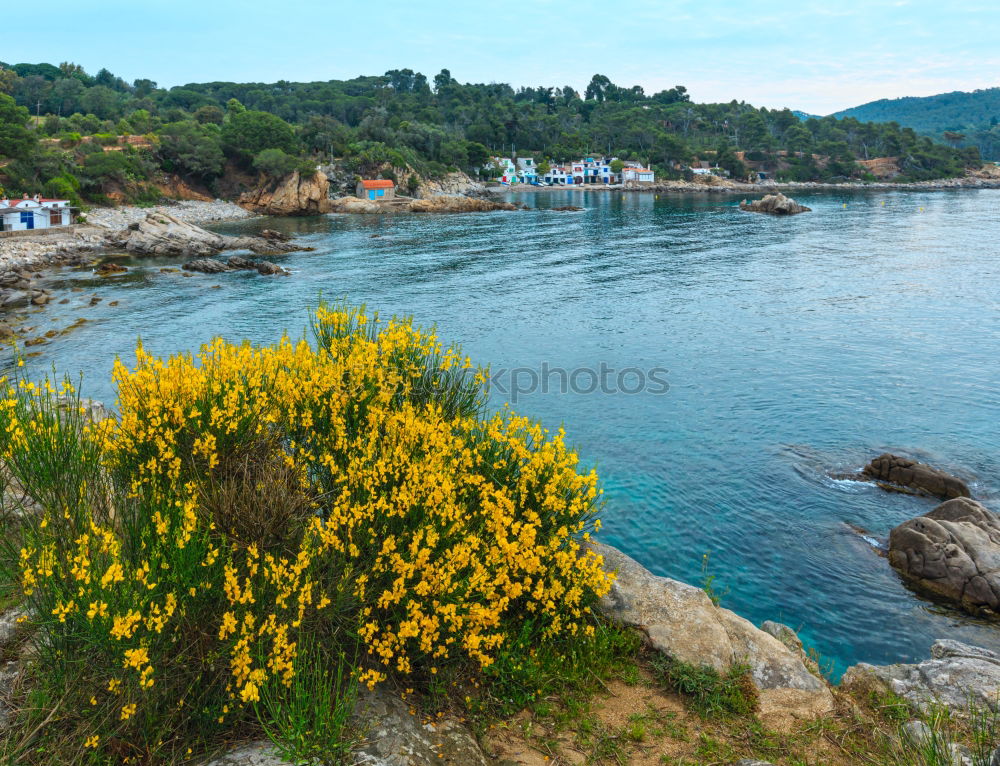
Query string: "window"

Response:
xmin=49 ymin=209 xmax=63 ymax=225
xmin=377 ymin=189 xmax=384 ymax=197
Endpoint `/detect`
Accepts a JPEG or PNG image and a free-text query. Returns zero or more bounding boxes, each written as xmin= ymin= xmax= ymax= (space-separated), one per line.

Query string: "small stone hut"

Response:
xmin=356 ymin=179 xmax=396 ymax=201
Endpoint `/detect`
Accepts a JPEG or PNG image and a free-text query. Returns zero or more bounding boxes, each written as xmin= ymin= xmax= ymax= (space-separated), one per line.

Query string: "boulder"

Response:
xmin=203 ymin=742 xmax=292 ymax=766
xmin=842 ymin=640 xmax=1000 ymax=714
xmin=328 ymin=197 xmax=383 ymax=214
xmin=226 ymin=256 xmax=256 ymax=270
xmin=863 ymin=453 xmax=971 ymax=500
xmin=739 ymin=193 xmax=811 ymax=215
xmin=95 ymin=262 xmax=128 ymax=276
xmin=112 ymin=211 xmax=227 ymax=256
xmin=888 ymin=497 xmax=1000 ymax=614
xmin=255 ymin=261 xmax=288 ymax=276
xmin=260 ymin=229 xmax=289 ymax=241
xmin=351 ymin=687 xmax=488 ymax=766
xmin=183 ymin=259 xmax=231 ymax=274
xmin=552 ymin=205 xmax=584 ymax=211
xmin=588 ymin=542 xmax=833 ymax=721
xmin=407 ymin=195 xmax=517 ymax=213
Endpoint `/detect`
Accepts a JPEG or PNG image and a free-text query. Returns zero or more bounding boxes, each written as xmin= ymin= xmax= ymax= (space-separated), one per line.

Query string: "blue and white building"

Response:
xmin=0 ymin=195 xmax=73 ymax=232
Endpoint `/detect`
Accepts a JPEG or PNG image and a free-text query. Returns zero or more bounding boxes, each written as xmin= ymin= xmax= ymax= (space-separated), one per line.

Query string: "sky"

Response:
xmin=5 ymin=0 xmax=1000 ymax=114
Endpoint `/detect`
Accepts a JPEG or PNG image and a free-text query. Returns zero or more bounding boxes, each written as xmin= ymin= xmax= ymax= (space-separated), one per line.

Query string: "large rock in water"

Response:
xmin=863 ymin=453 xmax=971 ymax=500
xmin=843 ymin=640 xmax=1000 ymax=714
xmin=889 ymin=497 xmax=1000 ymax=614
xmin=739 ymin=193 xmax=811 ymax=215
xmin=588 ymin=542 xmax=833 ymax=722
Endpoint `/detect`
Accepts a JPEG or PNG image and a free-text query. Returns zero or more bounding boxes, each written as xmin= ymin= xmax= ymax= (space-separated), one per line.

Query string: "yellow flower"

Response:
xmin=120 ymin=703 xmax=137 ymax=720
xmin=84 ymin=735 xmax=100 ymax=748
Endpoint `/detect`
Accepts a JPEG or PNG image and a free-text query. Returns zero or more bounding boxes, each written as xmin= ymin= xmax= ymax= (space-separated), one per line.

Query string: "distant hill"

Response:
xmin=832 ymin=88 xmax=1000 ymax=159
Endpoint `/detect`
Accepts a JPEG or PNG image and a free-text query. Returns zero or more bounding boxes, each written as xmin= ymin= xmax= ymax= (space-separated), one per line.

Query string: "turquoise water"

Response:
xmin=9 ymin=189 xmax=1000 ymax=677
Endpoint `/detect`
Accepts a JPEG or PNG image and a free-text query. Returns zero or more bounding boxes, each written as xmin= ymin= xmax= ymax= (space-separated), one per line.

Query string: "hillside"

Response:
xmin=833 ymin=87 xmax=1000 ymax=159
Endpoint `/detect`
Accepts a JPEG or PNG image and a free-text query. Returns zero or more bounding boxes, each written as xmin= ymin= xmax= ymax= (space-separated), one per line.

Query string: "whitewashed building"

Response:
xmin=515 ymin=157 xmax=538 ymax=183
xmin=572 ymin=158 xmax=617 ymax=184
xmin=622 ymin=166 xmax=655 ymax=183
xmin=491 ymin=157 xmax=519 ymax=184
xmin=543 ymin=165 xmax=571 ymax=185
xmin=0 ymin=195 xmax=73 ymax=232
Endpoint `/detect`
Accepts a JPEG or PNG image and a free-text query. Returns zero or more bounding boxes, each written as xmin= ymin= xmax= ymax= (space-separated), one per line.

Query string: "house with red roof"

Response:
xmin=0 ymin=194 xmax=74 ymax=232
xmin=356 ymin=179 xmax=396 ymax=201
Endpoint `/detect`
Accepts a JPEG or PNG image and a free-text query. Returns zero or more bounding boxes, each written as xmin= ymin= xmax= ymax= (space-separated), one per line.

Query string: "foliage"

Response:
xmin=157 ymin=121 xmax=225 ymax=179
xmin=252 ymin=148 xmax=298 ymax=179
xmin=221 ymin=109 xmax=298 ymax=162
xmin=651 ymin=656 xmax=759 ymax=718
xmin=0 ymin=303 xmax=612 ymax=763
xmin=0 ymin=93 xmax=37 ymax=159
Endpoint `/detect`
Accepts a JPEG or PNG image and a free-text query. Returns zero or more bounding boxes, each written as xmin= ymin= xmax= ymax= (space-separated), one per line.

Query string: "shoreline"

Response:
xmin=489 ymin=174 xmax=1000 ymax=194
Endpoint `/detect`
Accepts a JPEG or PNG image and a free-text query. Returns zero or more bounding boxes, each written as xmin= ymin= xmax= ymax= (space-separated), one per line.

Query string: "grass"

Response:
xmin=650 ymin=656 xmax=758 ymax=719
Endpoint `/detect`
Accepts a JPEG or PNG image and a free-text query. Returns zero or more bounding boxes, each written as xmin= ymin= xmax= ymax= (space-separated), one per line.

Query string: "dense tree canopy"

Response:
xmin=0 ymin=60 xmax=984 ymax=204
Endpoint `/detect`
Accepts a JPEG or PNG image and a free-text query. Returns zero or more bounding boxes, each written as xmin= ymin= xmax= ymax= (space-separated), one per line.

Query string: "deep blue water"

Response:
xmin=8 ymin=189 xmax=1000 ymax=677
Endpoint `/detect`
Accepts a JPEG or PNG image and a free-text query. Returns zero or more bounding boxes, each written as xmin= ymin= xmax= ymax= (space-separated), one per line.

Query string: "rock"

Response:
xmin=0 ymin=660 xmax=19 ymax=731
xmin=888 ymin=497 xmax=1000 ymax=614
xmin=760 ymin=621 xmax=804 ymax=654
xmin=238 ymin=171 xmax=333 ymax=216
xmin=183 ymin=259 xmax=231 ymax=274
xmin=902 ymin=719 xmax=933 ymax=748
xmin=203 ymin=742 xmax=293 ymax=766
xmin=226 ymin=256 xmax=256 ymax=270
xmin=111 ymin=211 xmax=227 ymax=256
xmin=588 ymin=542 xmax=833 ymax=722
xmin=95 ymin=262 xmax=128 ymax=276
xmin=842 ymin=640 xmax=1000 ymax=714
xmin=255 ymin=261 xmax=288 ymax=276
xmin=407 ymin=196 xmax=517 ymax=213
xmin=552 ymin=205 xmax=584 ymax=211
xmin=0 ymin=608 xmax=26 ymax=649
xmin=863 ymin=453 xmax=971 ymax=500
xmin=55 ymin=396 xmax=113 ymax=424
xmin=739 ymin=193 xmax=811 ymax=215
xmin=0 ymin=290 xmax=30 ymax=309
xmin=351 ymin=687 xmax=488 ymax=766
xmin=30 ymin=293 xmax=49 ymax=306
xmin=733 ymin=761 xmax=776 ymax=766
xmin=328 ymin=197 xmax=385 ymax=214
xmin=260 ymin=229 xmax=289 ymax=241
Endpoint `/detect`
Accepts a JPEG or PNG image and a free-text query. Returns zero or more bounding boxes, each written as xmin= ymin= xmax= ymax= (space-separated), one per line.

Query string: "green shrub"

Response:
xmin=651 ymin=656 xmax=758 ymax=718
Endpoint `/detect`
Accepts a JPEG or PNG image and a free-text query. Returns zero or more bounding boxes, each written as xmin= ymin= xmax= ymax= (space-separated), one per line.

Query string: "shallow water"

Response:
xmin=9 ymin=188 xmax=1000 ymax=677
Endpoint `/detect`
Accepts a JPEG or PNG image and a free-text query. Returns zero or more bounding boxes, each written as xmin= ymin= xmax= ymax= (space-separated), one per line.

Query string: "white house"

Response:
xmin=543 ymin=165 xmax=571 ymax=185
xmin=491 ymin=157 xmax=518 ymax=184
xmin=0 ymin=195 xmax=73 ymax=232
xmin=622 ymin=167 xmax=655 ymax=184
xmin=572 ymin=157 xmax=617 ymax=184
xmin=515 ymin=157 xmax=538 ymax=184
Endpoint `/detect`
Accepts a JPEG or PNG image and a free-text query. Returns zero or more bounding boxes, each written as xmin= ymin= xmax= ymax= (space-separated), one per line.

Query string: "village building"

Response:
xmin=572 ymin=158 xmax=617 ymax=184
xmin=622 ymin=166 xmax=655 ymax=184
xmin=356 ymin=179 xmax=396 ymax=201
xmin=0 ymin=195 xmax=73 ymax=232
xmin=515 ymin=157 xmax=538 ymax=184
xmin=491 ymin=157 xmax=518 ymax=184
xmin=543 ymin=165 xmax=572 ymax=185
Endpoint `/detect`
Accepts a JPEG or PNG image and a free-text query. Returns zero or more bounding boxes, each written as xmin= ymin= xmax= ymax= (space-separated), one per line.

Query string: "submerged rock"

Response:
xmin=843 ymin=639 xmax=1000 ymax=714
xmin=552 ymin=205 xmax=584 ymax=211
xmin=863 ymin=453 xmax=971 ymax=500
xmin=254 ymin=261 xmax=288 ymax=276
xmin=889 ymin=497 xmax=1000 ymax=614
xmin=588 ymin=541 xmax=833 ymax=722
xmin=739 ymin=193 xmax=811 ymax=215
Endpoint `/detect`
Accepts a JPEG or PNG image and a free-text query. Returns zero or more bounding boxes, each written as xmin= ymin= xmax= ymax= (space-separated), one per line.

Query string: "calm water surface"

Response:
xmin=10 ymin=189 xmax=1000 ymax=677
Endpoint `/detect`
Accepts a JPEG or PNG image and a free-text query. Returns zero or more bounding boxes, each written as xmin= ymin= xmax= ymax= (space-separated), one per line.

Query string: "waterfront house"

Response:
xmin=492 ymin=157 xmax=518 ymax=184
xmin=516 ymin=157 xmax=538 ymax=184
xmin=572 ymin=158 xmax=617 ymax=184
xmin=356 ymin=179 xmax=396 ymax=201
xmin=0 ymin=194 xmax=73 ymax=232
xmin=622 ymin=167 xmax=655 ymax=184
xmin=543 ymin=165 xmax=572 ymax=185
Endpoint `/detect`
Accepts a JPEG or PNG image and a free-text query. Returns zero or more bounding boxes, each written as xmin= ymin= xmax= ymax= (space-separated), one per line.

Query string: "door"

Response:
xmin=369 ymin=191 xmax=375 ymax=200
xmin=21 ymin=211 xmax=34 ymax=230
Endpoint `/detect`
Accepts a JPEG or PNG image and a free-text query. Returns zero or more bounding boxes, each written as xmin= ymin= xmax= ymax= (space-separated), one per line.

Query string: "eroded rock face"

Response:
xmin=588 ymin=542 xmax=833 ymax=721
xmin=843 ymin=640 xmax=1000 ymax=714
xmin=739 ymin=193 xmax=811 ymax=215
xmin=183 ymin=258 xmax=231 ymax=274
xmin=112 ymin=211 xmax=228 ymax=256
xmin=238 ymin=171 xmax=333 ymax=216
xmin=863 ymin=453 xmax=971 ymax=500
xmin=889 ymin=497 xmax=1000 ymax=614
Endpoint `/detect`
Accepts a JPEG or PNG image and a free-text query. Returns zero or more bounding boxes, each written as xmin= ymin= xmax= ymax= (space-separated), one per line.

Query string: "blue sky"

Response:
xmin=6 ymin=0 xmax=999 ymax=114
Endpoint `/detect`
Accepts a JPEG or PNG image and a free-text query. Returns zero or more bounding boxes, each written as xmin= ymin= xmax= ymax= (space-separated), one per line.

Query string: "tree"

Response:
xmin=158 ymin=121 xmax=225 ymax=178
xmin=194 ymin=105 xmax=225 ymax=125
xmin=609 ymin=159 xmax=624 ymax=173
xmin=253 ymin=148 xmax=299 ymax=178
xmin=221 ymin=109 xmax=297 ymax=162
xmin=584 ymin=74 xmax=613 ymax=102
xmin=80 ymin=85 xmax=121 ymax=120
xmin=0 ymin=93 xmax=37 ymax=159
xmin=433 ymin=69 xmax=454 ymax=94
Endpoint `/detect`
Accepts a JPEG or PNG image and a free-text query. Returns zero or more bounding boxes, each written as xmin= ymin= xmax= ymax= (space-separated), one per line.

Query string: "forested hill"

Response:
xmin=0 ymin=62 xmax=986 ymax=205
xmin=833 ymin=88 xmax=1000 ymax=160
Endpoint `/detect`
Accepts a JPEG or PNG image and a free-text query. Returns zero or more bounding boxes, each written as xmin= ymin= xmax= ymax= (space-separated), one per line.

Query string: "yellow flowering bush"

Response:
xmin=0 ymin=303 xmax=612 ymax=762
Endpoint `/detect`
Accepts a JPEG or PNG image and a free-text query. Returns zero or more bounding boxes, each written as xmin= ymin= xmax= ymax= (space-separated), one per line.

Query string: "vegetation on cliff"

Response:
xmin=0 ymin=303 xmax=612 ymax=763
xmin=0 ymin=61 xmax=984 ymax=206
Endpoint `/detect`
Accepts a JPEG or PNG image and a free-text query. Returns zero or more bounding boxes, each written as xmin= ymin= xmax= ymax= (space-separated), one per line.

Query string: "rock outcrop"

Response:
xmin=843 ymin=639 xmax=1000 ymax=714
xmin=739 ymin=193 xmax=811 ymax=215
xmin=589 ymin=542 xmax=833 ymax=722
xmin=863 ymin=453 xmax=971 ymax=500
xmin=183 ymin=257 xmax=289 ymax=276
xmin=108 ymin=212 xmax=301 ymax=258
xmin=888 ymin=497 xmax=1000 ymax=614
xmin=238 ymin=171 xmax=334 ymax=216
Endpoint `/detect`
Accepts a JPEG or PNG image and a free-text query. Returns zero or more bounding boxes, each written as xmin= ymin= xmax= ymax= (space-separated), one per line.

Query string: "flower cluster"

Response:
xmin=2 ymin=303 xmax=611 ymax=757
